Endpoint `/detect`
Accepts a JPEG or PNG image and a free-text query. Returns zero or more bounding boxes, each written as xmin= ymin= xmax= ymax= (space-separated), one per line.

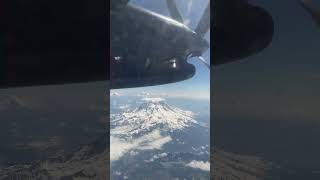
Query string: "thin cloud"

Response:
xmin=110 ymin=130 xmax=172 ymax=162
xmin=138 ymin=91 xmax=151 ymax=97
xmin=186 ymin=160 xmax=210 ymax=171
xmin=110 ymin=91 xmax=122 ymax=96
xmin=146 ymin=152 xmax=168 ymax=162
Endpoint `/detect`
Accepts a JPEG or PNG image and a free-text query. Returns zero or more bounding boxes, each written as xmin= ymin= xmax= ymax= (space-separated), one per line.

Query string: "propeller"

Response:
xmin=197 ymin=56 xmax=211 ymax=69
xmin=166 ymin=0 xmax=210 ymax=37
xmin=166 ymin=0 xmax=184 ymax=23
xmin=195 ymin=2 xmax=210 ymax=37
xmin=166 ymin=0 xmax=211 ymax=70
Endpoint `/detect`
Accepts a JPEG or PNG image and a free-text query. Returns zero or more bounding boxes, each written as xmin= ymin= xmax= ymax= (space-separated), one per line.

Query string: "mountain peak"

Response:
xmin=111 ymin=98 xmax=197 ymax=137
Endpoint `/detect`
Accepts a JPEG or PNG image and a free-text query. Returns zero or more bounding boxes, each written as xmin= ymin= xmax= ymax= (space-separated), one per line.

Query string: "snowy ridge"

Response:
xmin=111 ymin=98 xmax=197 ymax=136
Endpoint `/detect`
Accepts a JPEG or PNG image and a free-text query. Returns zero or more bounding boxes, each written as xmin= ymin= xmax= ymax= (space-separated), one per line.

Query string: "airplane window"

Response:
xmin=213 ymin=0 xmax=320 ymax=179
xmin=110 ymin=0 xmax=210 ymax=179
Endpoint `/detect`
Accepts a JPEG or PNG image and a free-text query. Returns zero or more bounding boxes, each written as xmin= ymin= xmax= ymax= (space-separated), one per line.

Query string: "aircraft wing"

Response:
xmin=1 ymin=0 xmax=107 ymax=89
xmin=213 ymin=0 xmax=274 ymax=65
xmin=301 ymin=0 xmax=320 ymax=26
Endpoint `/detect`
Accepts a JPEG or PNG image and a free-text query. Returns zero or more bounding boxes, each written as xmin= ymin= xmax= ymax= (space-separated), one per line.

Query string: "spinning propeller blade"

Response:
xmin=195 ymin=2 xmax=210 ymax=37
xmin=166 ymin=0 xmax=210 ymax=70
xmin=166 ymin=0 xmax=184 ymax=23
xmin=197 ymin=56 xmax=211 ymax=69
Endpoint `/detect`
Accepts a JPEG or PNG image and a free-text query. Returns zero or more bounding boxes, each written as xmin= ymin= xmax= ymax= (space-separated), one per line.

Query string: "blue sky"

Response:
xmin=112 ymin=0 xmax=210 ymax=100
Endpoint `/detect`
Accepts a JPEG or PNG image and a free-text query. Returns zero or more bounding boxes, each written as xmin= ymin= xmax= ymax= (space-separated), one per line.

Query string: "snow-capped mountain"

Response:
xmin=111 ymin=98 xmax=198 ymax=137
xmin=110 ymin=97 xmax=210 ymax=179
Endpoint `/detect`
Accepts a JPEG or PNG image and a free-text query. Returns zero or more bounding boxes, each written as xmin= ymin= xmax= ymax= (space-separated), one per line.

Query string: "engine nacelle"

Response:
xmin=213 ymin=0 xmax=274 ymax=65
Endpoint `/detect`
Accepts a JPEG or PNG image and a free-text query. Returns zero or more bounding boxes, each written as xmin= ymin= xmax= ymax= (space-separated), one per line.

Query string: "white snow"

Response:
xmin=110 ymin=98 xmax=197 ymax=163
xmin=111 ymin=98 xmax=197 ymax=136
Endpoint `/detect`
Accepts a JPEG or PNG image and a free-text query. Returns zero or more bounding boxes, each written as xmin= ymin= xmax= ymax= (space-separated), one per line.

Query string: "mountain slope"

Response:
xmin=111 ymin=98 xmax=197 ymax=137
